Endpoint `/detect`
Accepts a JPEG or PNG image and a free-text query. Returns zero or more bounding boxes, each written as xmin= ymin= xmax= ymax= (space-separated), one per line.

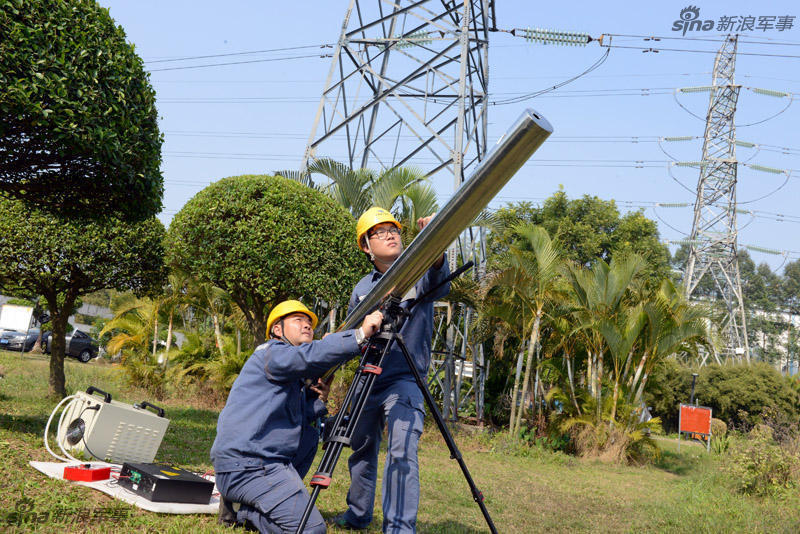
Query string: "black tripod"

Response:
xmin=296 ymin=282 xmax=497 ymax=533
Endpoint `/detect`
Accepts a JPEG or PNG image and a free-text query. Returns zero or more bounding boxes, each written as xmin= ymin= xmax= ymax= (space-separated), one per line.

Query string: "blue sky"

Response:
xmin=98 ymin=1 xmax=800 ymax=271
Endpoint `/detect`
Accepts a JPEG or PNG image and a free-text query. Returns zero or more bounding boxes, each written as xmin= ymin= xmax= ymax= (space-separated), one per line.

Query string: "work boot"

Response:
xmin=218 ymin=497 xmax=238 ymax=527
xmin=328 ymin=513 xmax=367 ymax=531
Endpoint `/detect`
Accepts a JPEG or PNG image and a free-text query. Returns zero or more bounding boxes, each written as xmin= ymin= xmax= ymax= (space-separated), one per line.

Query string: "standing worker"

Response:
xmin=211 ymin=299 xmax=383 ymax=533
xmin=332 ymin=207 xmax=450 ymax=533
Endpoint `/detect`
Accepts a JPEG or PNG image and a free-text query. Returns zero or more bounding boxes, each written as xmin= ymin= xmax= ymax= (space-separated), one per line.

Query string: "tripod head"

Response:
xmin=378 ymin=297 xmax=410 ymax=334
xmin=317 ymin=261 xmax=474 ymax=384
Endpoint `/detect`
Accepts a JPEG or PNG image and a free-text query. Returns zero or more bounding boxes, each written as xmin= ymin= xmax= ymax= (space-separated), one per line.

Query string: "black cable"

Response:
xmin=149 ymin=53 xmax=332 ymax=72
xmin=602 ymin=43 xmax=800 ymax=59
xmin=76 ymin=405 xmax=105 ymax=462
xmin=409 ymin=261 xmax=473 ymax=311
xmin=605 ymin=33 xmax=800 ymax=47
xmin=650 ymin=206 xmax=690 ymax=236
xmin=739 ymin=172 xmax=792 ymax=204
xmin=146 ymin=44 xmax=333 ymax=64
xmin=491 ymin=48 xmax=611 ymax=105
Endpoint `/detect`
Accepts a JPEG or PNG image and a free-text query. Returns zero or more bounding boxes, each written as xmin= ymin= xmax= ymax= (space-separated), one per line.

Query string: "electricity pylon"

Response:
xmin=303 ymin=0 xmax=495 ymax=419
xmin=683 ymin=34 xmax=750 ymax=364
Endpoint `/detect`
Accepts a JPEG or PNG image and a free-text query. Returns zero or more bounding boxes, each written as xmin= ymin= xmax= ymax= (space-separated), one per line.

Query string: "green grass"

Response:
xmin=1 ymin=349 xmax=799 ymax=533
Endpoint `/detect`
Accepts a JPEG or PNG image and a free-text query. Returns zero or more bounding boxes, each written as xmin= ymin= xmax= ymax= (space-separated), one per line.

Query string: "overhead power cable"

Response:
xmin=161 ymin=130 xmax=800 ymax=155
xmin=154 ymin=84 xmax=800 ymax=104
xmin=664 ymin=240 xmax=800 ymax=260
xmin=601 ymin=43 xmax=800 ymax=59
xmin=145 ymin=44 xmax=333 ymax=63
xmin=501 ymin=28 xmax=800 ymax=57
xmin=605 ymin=33 xmax=800 ymax=46
xmin=148 ymin=53 xmax=333 ymax=72
xmin=158 ymin=174 xmax=800 ymax=226
xmin=674 ymin=85 xmax=795 ymax=125
xmin=485 ymin=27 xmax=610 ymax=105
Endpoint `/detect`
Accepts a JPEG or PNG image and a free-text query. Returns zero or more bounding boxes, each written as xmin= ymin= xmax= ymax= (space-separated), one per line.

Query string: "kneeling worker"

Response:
xmin=211 ymin=299 xmax=383 ymax=533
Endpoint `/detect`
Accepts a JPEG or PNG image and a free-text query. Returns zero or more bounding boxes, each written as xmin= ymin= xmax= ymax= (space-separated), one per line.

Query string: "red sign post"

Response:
xmin=678 ymin=404 xmax=712 ymax=451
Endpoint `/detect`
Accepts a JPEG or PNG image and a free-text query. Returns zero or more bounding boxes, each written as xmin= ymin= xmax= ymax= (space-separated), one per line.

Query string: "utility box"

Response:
xmin=57 ymin=386 xmax=169 ymax=464
xmin=118 ymin=462 xmax=214 ymax=504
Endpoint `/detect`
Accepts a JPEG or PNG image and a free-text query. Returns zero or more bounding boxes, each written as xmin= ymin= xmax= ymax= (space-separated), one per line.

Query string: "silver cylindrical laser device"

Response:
xmin=340 ymin=108 xmax=553 ymax=331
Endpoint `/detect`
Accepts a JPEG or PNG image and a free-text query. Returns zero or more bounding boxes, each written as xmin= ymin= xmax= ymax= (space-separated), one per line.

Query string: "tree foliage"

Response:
xmin=278 ymin=158 xmax=438 ymax=241
xmin=696 ymin=363 xmax=800 ymax=429
xmin=672 ymin=246 xmax=800 ymax=364
xmin=0 ymin=196 xmax=167 ymax=396
xmin=470 ymin=213 xmax=711 ymax=460
xmin=0 ymin=0 xmax=163 ymax=219
xmin=490 ymin=191 xmax=670 ymax=288
xmin=647 ymin=360 xmax=800 ymax=432
xmin=166 ymin=175 xmax=366 ymax=345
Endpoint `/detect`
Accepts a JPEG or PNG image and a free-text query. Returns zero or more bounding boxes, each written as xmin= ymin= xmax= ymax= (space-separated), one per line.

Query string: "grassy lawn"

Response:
xmin=1 ymin=349 xmax=799 ymax=533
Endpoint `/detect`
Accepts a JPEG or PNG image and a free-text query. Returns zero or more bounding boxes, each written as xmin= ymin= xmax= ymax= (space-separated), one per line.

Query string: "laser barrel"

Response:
xmin=339 ymin=108 xmax=553 ymax=332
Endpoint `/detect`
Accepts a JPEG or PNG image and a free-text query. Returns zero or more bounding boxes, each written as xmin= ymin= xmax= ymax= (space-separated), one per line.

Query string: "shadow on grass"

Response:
xmin=325 ymin=517 xmax=485 ymax=534
xmin=653 ymin=449 xmax=705 ymax=476
xmin=163 ymin=406 xmax=220 ymax=426
xmin=417 ymin=520 xmax=486 ymax=533
xmin=155 ymin=407 xmax=220 ymax=466
xmin=0 ymin=413 xmax=48 ymax=436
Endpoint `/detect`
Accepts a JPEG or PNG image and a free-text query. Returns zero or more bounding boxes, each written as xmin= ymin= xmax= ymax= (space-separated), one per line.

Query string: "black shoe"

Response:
xmin=218 ymin=497 xmax=238 ymax=527
xmin=328 ymin=513 xmax=366 ymax=531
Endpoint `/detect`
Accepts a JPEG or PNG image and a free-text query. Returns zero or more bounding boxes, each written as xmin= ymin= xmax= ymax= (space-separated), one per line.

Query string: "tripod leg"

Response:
xmin=295 ymin=336 xmax=395 ymax=533
xmin=394 ymin=334 xmax=498 ymax=534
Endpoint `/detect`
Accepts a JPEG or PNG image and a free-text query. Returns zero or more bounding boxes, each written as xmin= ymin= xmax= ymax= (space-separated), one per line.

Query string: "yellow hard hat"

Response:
xmin=356 ymin=207 xmax=401 ymax=246
xmin=266 ymin=300 xmax=318 ymax=336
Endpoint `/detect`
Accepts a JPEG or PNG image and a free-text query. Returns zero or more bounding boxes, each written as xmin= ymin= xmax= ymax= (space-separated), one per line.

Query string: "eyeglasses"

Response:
xmin=368 ymin=226 xmax=401 ymax=240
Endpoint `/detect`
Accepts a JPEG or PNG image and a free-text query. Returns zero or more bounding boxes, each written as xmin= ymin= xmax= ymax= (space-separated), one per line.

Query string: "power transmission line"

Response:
xmin=601 ymin=43 xmax=800 ymax=59
xmin=145 ymin=44 xmax=333 ymax=63
xmin=161 ymin=130 xmax=800 ymax=155
xmin=148 ymin=53 xmax=332 ymax=72
xmin=490 ymin=49 xmax=610 ymax=105
xmin=605 ymin=33 xmax=800 ymax=46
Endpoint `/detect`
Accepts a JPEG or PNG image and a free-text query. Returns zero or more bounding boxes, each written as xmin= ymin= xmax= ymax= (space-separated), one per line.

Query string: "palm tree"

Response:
xmin=475 ymin=282 xmax=526 ymax=428
xmin=483 ymin=223 xmax=563 ymax=436
xmin=628 ymin=279 xmax=713 ymax=406
xmin=278 ymin=158 xmax=438 ymax=231
xmin=100 ymin=293 xmax=158 ymax=358
xmin=158 ymin=272 xmax=191 ymax=366
xmin=186 ymin=280 xmax=232 ymax=354
xmin=596 ymin=302 xmax=646 ymax=423
xmin=564 ymin=255 xmax=645 ymax=422
xmin=100 ymin=295 xmax=169 ymax=397
xmin=543 ymin=309 xmax=584 ymax=415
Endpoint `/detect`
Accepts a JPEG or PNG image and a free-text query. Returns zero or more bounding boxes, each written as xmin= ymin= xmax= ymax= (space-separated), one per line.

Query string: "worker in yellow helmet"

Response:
xmin=331 ymin=207 xmax=450 ymax=532
xmin=212 ymin=299 xmax=383 ymax=533
xmin=355 ymin=207 xmax=403 ymax=270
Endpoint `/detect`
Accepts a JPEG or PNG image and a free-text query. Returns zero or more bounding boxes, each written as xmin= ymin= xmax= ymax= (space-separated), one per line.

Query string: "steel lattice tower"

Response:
xmin=683 ymin=34 xmax=750 ymax=364
xmin=304 ymin=0 xmax=494 ymax=419
xmin=302 ymin=0 xmax=492 ymax=184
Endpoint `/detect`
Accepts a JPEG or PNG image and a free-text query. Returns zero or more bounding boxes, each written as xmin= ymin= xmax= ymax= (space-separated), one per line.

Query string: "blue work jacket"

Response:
xmin=211 ymin=330 xmax=361 ymax=472
xmin=348 ymin=258 xmax=450 ymax=387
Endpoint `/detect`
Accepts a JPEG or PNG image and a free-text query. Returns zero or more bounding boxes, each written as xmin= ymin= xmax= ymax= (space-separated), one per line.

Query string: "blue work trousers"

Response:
xmin=342 ymin=379 xmax=425 ymax=533
xmin=215 ymin=462 xmax=325 ymax=534
xmin=214 ymin=419 xmax=321 ymax=533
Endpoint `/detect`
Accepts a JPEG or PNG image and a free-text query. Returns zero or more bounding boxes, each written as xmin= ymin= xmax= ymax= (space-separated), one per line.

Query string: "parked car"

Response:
xmin=42 ymin=329 xmax=99 ymax=363
xmin=0 ymin=328 xmax=40 ymax=352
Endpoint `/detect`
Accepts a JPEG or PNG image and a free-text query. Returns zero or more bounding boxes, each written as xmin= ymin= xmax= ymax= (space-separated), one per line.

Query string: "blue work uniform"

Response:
xmin=340 ymin=260 xmax=450 ymax=533
xmin=211 ymin=330 xmax=361 ymax=533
